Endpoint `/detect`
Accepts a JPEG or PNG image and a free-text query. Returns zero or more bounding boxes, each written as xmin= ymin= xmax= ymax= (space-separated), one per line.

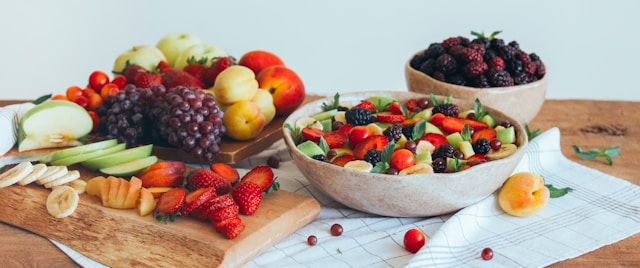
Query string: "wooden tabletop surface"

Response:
xmin=1 ymin=99 xmax=639 ymax=267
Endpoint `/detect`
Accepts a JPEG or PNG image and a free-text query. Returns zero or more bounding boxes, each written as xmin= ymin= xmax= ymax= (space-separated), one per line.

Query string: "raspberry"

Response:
xmin=516 ymin=51 xmax=531 ymax=64
xmin=432 ymin=103 xmax=460 ymax=117
xmin=489 ymin=57 xmax=505 ymax=70
xmin=363 ymin=149 xmax=382 ymax=166
xmin=487 ymin=68 xmax=514 ymax=87
xmin=464 ymin=61 xmax=488 ymax=77
xmin=458 ymin=48 xmax=483 ymax=63
xmin=435 ymin=54 xmax=458 ymax=74
xmin=383 ymin=122 xmax=403 ymax=141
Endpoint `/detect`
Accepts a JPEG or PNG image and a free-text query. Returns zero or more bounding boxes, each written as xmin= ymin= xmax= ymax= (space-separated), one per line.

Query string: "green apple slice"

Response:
xmin=99 ymin=156 xmax=158 ymax=177
xmin=81 ymin=144 xmax=153 ymax=171
xmin=18 ymin=100 xmax=93 ymax=152
xmin=446 ymin=132 xmax=464 ymax=150
xmin=50 ymin=143 xmax=126 ymax=167
xmin=311 ymin=109 xmax=337 ymax=121
xmin=41 ymin=139 xmax=118 ymax=163
xmin=297 ymin=140 xmax=325 ymax=158
xmin=424 ymin=122 xmax=444 ymax=135
xmin=496 ymin=126 xmax=516 ymax=144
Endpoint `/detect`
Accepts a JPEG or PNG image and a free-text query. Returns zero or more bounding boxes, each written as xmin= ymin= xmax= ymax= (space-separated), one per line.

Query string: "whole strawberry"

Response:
xmin=186 ymin=168 xmax=231 ymax=195
xmin=133 ymin=72 xmax=163 ymax=88
xmin=183 ymin=56 xmax=209 ymax=83
xmin=121 ymin=64 xmax=146 ymax=83
xmin=202 ymin=56 xmax=236 ymax=88
xmin=231 ymin=182 xmax=262 ymax=215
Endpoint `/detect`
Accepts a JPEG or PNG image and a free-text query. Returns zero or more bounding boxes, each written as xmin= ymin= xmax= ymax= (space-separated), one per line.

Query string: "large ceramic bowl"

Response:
xmin=405 ymin=53 xmax=547 ymax=124
xmin=282 ymin=91 xmax=528 ymax=217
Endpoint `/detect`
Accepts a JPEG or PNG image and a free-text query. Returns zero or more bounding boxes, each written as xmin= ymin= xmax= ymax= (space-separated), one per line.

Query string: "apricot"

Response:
xmin=497 ymin=172 xmax=550 ymax=217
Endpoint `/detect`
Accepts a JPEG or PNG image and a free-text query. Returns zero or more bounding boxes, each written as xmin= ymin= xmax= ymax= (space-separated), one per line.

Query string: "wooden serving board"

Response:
xmin=0 ymin=164 xmax=321 ymax=267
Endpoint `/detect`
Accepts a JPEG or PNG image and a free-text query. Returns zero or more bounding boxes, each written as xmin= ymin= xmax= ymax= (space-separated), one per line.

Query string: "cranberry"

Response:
xmin=330 ymin=223 xmax=343 ymax=236
xmin=466 ymin=112 xmax=476 ymax=120
xmin=307 ymin=235 xmax=318 ymax=246
xmin=481 ymin=247 xmax=494 ymax=260
xmin=453 ymin=150 xmax=464 ymax=159
xmin=267 ymin=156 xmax=280 ymax=169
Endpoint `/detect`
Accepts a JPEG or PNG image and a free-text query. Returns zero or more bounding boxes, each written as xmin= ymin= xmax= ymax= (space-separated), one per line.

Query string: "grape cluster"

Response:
xmin=150 ymin=86 xmax=226 ymax=162
xmin=95 ymin=85 xmax=151 ymax=147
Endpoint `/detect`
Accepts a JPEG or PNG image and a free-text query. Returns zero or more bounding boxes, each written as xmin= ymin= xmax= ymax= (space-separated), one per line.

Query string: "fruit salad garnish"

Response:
xmin=286 ymin=93 xmax=520 ymax=174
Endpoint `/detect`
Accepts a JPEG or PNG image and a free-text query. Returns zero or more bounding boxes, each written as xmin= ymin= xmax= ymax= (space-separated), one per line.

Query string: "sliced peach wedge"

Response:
xmin=137 ymin=187 xmax=156 ymax=216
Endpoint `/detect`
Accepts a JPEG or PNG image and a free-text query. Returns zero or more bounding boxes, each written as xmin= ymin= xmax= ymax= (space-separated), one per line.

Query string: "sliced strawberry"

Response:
xmin=210 ymin=162 xmax=240 ymax=186
xmin=353 ymin=100 xmax=376 ymax=111
xmin=439 ymin=116 xmax=488 ymax=133
xmin=353 ymin=135 xmax=389 ymax=160
xmin=239 ymin=165 xmax=275 ymax=192
xmin=331 ymin=154 xmax=356 ymax=167
xmin=231 ymin=182 xmax=262 ymax=215
xmin=375 ymin=112 xmax=406 ymax=123
xmin=182 ymin=187 xmax=217 ymax=216
xmin=301 ymin=127 xmax=324 ymax=143
xmin=465 ymin=153 xmax=489 ymax=162
xmin=419 ymin=133 xmax=448 ymax=150
xmin=323 ymin=130 xmax=348 ymax=148
xmin=405 ymin=98 xmax=419 ymax=112
xmin=192 ymin=194 xmax=234 ymax=221
xmin=402 ymin=117 xmax=423 ymax=127
xmin=338 ymin=123 xmax=354 ymax=135
xmin=429 ymin=113 xmax=446 ymax=126
xmin=471 ymin=128 xmax=497 ymax=144
xmin=153 ymin=187 xmax=186 ymax=223
xmin=186 ymin=168 xmax=231 ymax=195
xmin=213 ymin=216 xmax=245 ymax=239
xmin=387 ymin=102 xmax=403 ymax=115
xmin=209 ymin=203 xmax=240 ymax=222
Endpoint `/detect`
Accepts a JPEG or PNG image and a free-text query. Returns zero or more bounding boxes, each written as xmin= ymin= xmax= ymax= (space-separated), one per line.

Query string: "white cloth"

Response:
xmin=51 ymin=127 xmax=640 ymax=268
xmin=0 ymin=102 xmax=34 ymax=156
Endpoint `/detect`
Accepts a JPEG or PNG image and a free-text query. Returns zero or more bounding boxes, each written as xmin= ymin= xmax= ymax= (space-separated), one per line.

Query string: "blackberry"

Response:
xmin=490 ymin=38 xmax=505 ymax=50
xmin=337 ymin=106 xmax=349 ymax=111
xmin=409 ymin=51 xmax=428 ymax=70
xmin=441 ymin=37 xmax=461 ymax=50
xmin=507 ymin=59 xmax=523 ymax=74
xmin=446 ymin=74 xmax=466 ymax=86
xmin=432 ymin=144 xmax=454 ymax=160
xmin=513 ymin=72 xmax=529 ymax=85
xmin=363 ymin=149 xmax=382 ymax=166
xmin=344 ymin=107 xmax=372 ymax=126
xmin=435 ymin=54 xmax=458 ymax=74
xmin=523 ymin=61 xmax=538 ymax=76
xmin=419 ymin=58 xmax=437 ymax=75
xmin=472 ymin=138 xmax=491 ymax=154
xmin=432 ymin=71 xmax=446 ymax=82
xmin=432 ymin=103 xmax=460 ymax=117
xmin=402 ymin=124 xmax=415 ymax=140
xmin=473 ymin=75 xmax=491 ymax=88
xmin=457 ymin=48 xmax=483 ymax=63
xmin=312 ymin=154 xmax=327 ymax=162
xmin=499 ymin=45 xmax=518 ymax=61
xmin=383 ymin=123 xmax=403 ymax=142
xmin=424 ymin=43 xmax=446 ymax=59
xmin=471 ymin=37 xmax=490 ymax=48
xmin=535 ymin=61 xmax=546 ymax=77
xmin=487 ymin=68 xmax=514 ymax=87
xmin=508 ymin=40 xmax=520 ymax=49
xmin=432 ymin=158 xmax=446 ymax=173
xmin=530 ymin=53 xmax=541 ymax=62
xmin=488 ymin=56 xmax=505 ymax=70
xmin=464 ymin=61 xmax=488 ymax=77
xmin=468 ymin=43 xmax=486 ymax=56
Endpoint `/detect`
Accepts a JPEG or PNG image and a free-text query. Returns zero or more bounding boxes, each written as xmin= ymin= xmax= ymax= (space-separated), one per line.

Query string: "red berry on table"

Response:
xmin=307 ymin=235 xmax=318 ymax=246
xmin=213 ymin=216 xmax=245 ymax=239
xmin=403 ymin=228 xmax=426 ymax=253
xmin=133 ymin=72 xmax=163 ymax=89
xmin=390 ymin=148 xmax=416 ymax=171
xmin=330 ymin=223 xmax=343 ymax=236
xmin=88 ymin=70 xmax=110 ymax=91
xmin=481 ymin=247 xmax=494 ymax=260
xmin=182 ymin=187 xmax=218 ymax=216
xmin=231 ymin=181 xmax=263 ymax=215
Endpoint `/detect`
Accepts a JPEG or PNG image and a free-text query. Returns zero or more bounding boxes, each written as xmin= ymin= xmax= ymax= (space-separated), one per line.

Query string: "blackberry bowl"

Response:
xmin=405 ymin=33 xmax=547 ymax=124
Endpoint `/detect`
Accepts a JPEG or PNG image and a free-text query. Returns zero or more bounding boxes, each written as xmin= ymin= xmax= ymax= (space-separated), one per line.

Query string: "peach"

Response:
xmin=256 ymin=65 xmax=305 ymax=116
xmin=147 ymin=187 xmax=174 ymax=198
xmin=137 ymin=187 xmax=156 ymax=216
xmin=123 ymin=176 xmax=143 ymax=209
xmin=498 ymin=172 xmax=550 ymax=217
xmin=238 ymin=50 xmax=285 ymax=76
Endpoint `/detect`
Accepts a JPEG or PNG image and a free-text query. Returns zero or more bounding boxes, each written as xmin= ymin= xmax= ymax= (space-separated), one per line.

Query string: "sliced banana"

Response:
xmin=343 ymin=160 xmax=373 ymax=172
xmin=46 ymin=185 xmax=79 ymax=218
xmin=333 ymin=111 xmax=347 ymax=124
xmin=295 ymin=117 xmax=323 ymax=130
xmin=415 ymin=140 xmax=435 ymax=155
xmin=366 ymin=123 xmax=384 ymax=135
xmin=487 ymin=143 xmax=518 ymax=160
xmin=36 ymin=166 xmax=68 ymax=185
xmin=44 ymin=170 xmax=80 ymax=189
xmin=399 ymin=163 xmax=434 ymax=175
xmin=17 ymin=163 xmax=48 ymax=186
xmin=0 ymin=161 xmax=34 ymax=188
xmin=52 ymin=179 xmax=87 ymax=195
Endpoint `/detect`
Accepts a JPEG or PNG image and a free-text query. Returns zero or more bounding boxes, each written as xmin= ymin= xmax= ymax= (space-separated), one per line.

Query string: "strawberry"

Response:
xmin=429 ymin=112 xmax=446 ymax=126
xmin=186 ymin=168 xmax=231 ymax=195
xmin=331 ymin=154 xmax=356 ymax=167
xmin=183 ymin=56 xmax=209 ymax=83
xmin=471 ymin=128 xmax=497 ymax=144
xmin=202 ymin=56 xmax=236 ymax=88
xmin=438 ymin=116 xmax=488 ymax=133
xmin=418 ymin=133 xmax=448 ymax=150
xmin=156 ymin=60 xmax=171 ymax=72
xmin=405 ymin=98 xmax=419 ymax=112
xmin=375 ymin=112 xmax=406 ymax=123
xmin=153 ymin=187 xmax=186 ymax=223
xmin=133 ymin=72 xmax=163 ymax=88
xmin=192 ymin=194 xmax=234 ymax=221
xmin=231 ymin=182 xmax=262 ymax=215
xmin=213 ymin=216 xmax=245 ymax=239
xmin=353 ymin=100 xmax=376 ymax=111
xmin=239 ymin=165 xmax=276 ymax=193
xmin=209 ymin=202 xmax=239 ymax=222
xmin=160 ymin=66 xmax=203 ymax=89
xmin=323 ymin=130 xmax=348 ymax=148
xmin=301 ymin=127 xmax=324 ymax=143
xmin=210 ymin=163 xmax=240 ymax=186
xmin=121 ymin=64 xmax=145 ymax=83
xmin=338 ymin=123 xmax=354 ymax=135
xmin=182 ymin=187 xmax=217 ymax=216
xmin=388 ymin=102 xmax=404 ymax=115
xmin=353 ymin=135 xmax=388 ymax=160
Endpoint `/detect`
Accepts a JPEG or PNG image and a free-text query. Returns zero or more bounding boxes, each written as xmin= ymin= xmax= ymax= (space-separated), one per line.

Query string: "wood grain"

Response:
xmin=1 ymin=98 xmax=639 ymax=266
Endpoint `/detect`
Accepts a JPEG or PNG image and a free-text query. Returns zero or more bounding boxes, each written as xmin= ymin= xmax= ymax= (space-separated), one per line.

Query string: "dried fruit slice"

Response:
xmin=46 ymin=185 xmax=79 ymax=218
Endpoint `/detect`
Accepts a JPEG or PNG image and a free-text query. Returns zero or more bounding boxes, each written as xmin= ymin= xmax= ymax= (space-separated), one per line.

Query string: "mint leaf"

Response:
xmin=473 ymin=98 xmax=490 ymax=121
xmin=572 ymin=145 xmax=620 ymax=165
xmin=461 ymin=124 xmax=471 ymax=142
xmin=546 ymin=184 xmax=573 ymax=198
xmin=32 ymin=94 xmax=52 ymax=105
xmin=524 ymin=123 xmax=540 ymax=141
xmin=322 ymin=93 xmax=340 ymax=111
xmin=319 ymin=136 xmax=330 ymax=154
xmin=411 ymin=119 xmax=426 ymax=141
xmin=284 ymin=123 xmax=302 ymax=143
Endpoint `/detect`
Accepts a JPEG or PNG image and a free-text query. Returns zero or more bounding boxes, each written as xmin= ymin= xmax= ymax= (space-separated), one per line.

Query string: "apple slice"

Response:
xmin=123 ymin=177 xmax=143 ymax=209
xmin=81 ymin=144 xmax=153 ymax=171
xmin=18 ymin=100 xmax=93 ymax=152
xmin=138 ymin=187 xmax=156 ymax=216
xmin=99 ymin=156 xmax=158 ymax=177
xmin=41 ymin=139 xmax=118 ymax=164
xmin=50 ymin=143 xmax=126 ymax=167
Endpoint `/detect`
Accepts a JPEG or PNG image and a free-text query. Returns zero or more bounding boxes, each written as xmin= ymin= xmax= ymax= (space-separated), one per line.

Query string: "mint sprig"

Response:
xmin=371 ymin=140 xmax=395 ymax=173
xmin=284 ymin=123 xmax=303 ymax=143
xmin=545 ymin=184 xmax=573 ymax=198
xmin=410 ymin=119 xmax=426 ymax=141
xmin=572 ymin=145 xmax=620 ymax=165
xmin=473 ymin=98 xmax=490 ymax=121
xmin=322 ymin=93 xmax=340 ymax=111
xmin=524 ymin=123 xmax=540 ymax=141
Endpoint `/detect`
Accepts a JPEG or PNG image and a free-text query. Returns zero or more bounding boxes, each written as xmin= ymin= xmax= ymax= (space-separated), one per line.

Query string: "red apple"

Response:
xmin=256 ymin=66 xmax=305 ymax=116
xmin=238 ymin=50 xmax=285 ymax=76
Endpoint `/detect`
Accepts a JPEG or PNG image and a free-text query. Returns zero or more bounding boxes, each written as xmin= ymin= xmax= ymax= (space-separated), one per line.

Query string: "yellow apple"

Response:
xmin=251 ymin=89 xmax=276 ymax=124
xmin=113 ymin=45 xmax=167 ymax=73
xmin=222 ymin=100 xmax=266 ymax=141
xmin=212 ymin=65 xmax=259 ymax=105
xmin=173 ymin=43 xmax=226 ymax=70
xmin=498 ymin=172 xmax=550 ymax=217
xmin=156 ymin=33 xmax=203 ymax=67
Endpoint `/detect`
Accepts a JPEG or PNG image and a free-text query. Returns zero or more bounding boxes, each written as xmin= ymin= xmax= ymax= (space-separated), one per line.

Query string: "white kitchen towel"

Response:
xmin=51 ymin=127 xmax=640 ymax=267
xmin=0 ymin=102 xmax=34 ymax=156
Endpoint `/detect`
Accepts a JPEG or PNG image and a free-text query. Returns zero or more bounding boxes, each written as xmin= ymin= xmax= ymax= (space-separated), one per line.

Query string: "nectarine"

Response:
xmin=498 ymin=172 xmax=550 ymax=217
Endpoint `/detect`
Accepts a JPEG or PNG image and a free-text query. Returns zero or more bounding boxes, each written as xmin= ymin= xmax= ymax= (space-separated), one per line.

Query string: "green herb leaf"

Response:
xmin=284 ymin=123 xmax=303 ymax=143
xmin=524 ymin=123 xmax=540 ymax=141
xmin=411 ymin=119 xmax=426 ymax=141
xmin=473 ymin=98 xmax=490 ymax=121
xmin=32 ymin=94 xmax=52 ymax=105
xmin=429 ymin=94 xmax=439 ymax=106
xmin=371 ymin=162 xmax=390 ymax=174
xmin=399 ymin=102 xmax=409 ymax=117
xmin=319 ymin=136 xmax=330 ymax=154
xmin=546 ymin=184 xmax=573 ymax=198
xmin=381 ymin=140 xmax=395 ymax=163
xmin=461 ymin=124 xmax=471 ymax=142
xmin=337 ymin=248 xmax=343 ymax=255
xmin=572 ymin=145 xmax=620 ymax=165
xmin=322 ymin=93 xmax=340 ymax=111
xmin=451 ymin=158 xmax=464 ymax=172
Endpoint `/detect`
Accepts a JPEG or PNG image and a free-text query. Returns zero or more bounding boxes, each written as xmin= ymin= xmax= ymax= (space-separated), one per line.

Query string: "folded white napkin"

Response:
xmin=0 ymin=102 xmax=34 ymax=156
xmin=50 ymin=127 xmax=640 ymax=268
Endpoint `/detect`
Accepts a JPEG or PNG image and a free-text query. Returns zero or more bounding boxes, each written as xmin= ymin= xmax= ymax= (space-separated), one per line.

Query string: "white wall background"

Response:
xmin=1 ymin=0 xmax=639 ymax=101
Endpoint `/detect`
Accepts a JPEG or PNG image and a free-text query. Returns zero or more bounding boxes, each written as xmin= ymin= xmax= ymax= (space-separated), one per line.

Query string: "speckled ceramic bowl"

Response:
xmin=405 ymin=53 xmax=547 ymax=124
xmin=283 ymin=91 xmax=528 ymax=217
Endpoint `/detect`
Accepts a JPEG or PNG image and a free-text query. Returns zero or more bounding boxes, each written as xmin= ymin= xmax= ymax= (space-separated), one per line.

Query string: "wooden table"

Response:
xmin=1 ymin=99 xmax=639 ymax=267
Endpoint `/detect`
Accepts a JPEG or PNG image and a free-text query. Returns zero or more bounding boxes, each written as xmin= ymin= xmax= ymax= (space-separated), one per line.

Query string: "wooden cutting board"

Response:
xmin=0 ymin=163 xmax=320 ymax=267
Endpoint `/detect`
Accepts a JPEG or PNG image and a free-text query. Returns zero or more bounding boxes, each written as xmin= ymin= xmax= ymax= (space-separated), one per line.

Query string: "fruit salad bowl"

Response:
xmin=282 ymin=91 xmax=528 ymax=217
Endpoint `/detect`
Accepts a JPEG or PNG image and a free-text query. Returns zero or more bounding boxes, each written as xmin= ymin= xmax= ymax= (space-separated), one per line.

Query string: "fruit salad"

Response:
xmin=286 ymin=93 xmax=519 ymax=175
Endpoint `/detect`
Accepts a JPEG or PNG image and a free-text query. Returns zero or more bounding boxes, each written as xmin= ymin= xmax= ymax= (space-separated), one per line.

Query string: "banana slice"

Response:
xmin=52 ymin=179 xmax=87 ymax=195
xmin=343 ymin=160 xmax=373 ymax=172
xmin=36 ymin=166 xmax=68 ymax=185
xmin=399 ymin=163 xmax=434 ymax=175
xmin=44 ymin=170 xmax=80 ymax=189
xmin=295 ymin=117 xmax=323 ymax=130
xmin=487 ymin=143 xmax=518 ymax=160
xmin=366 ymin=123 xmax=384 ymax=136
xmin=415 ymin=140 xmax=436 ymax=155
xmin=333 ymin=111 xmax=347 ymax=124
xmin=0 ymin=161 xmax=34 ymax=188
xmin=46 ymin=185 xmax=79 ymax=218
xmin=17 ymin=163 xmax=48 ymax=186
